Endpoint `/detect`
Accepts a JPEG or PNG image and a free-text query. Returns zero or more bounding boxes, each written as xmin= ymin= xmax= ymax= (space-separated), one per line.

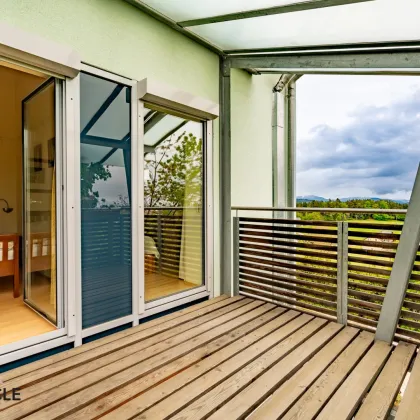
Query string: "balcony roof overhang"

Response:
xmin=125 ymin=0 xmax=420 ymax=74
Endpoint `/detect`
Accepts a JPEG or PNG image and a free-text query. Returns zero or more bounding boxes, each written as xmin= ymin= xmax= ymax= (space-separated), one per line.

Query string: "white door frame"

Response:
xmin=137 ymin=79 xmax=218 ymax=313
xmin=0 ymin=23 xmax=81 ymax=364
xmin=0 ymin=23 xmax=217 ymax=365
xmin=77 ymin=63 xmax=139 ymax=340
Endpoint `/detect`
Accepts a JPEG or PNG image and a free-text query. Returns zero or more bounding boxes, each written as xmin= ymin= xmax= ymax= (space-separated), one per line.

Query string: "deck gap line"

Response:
xmin=65 ymin=308 xmax=301 ymax=420
xmin=1 ymin=299 xmax=260 ymax=405
xmin=315 ymin=341 xmax=392 ymax=420
xmin=1 ymin=295 xmax=234 ymax=383
xmin=354 ymin=342 xmax=416 ymax=420
xmin=70 ymin=308 xmax=286 ymax=418
xmin=4 ymin=298 xmax=254 ymax=393
xmin=26 ymin=303 xmax=284 ymax=420
xmin=0 ymin=301 xmax=275 ymax=419
xmin=184 ymin=323 xmax=345 ymax=420
xmin=64 ymin=313 xmax=314 ymax=420
xmin=157 ymin=319 xmax=334 ymax=420
xmin=93 ymin=306 xmax=286 ymax=409
xmin=134 ymin=317 xmax=328 ymax=420
xmin=310 ymin=339 xmax=377 ymax=419
xmin=243 ymin=327 xmax=363 ymax=420
xmin=279 ymin=331 xmax=376 ymax=420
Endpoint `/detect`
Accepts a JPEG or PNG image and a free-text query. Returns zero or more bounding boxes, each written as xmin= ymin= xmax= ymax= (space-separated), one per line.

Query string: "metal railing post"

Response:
xmin=232 ymin=216 xmax=240 ymax=296
xmin=376 ymin=165 xmax=420 ymax=343
xmin=337 ymin=221 xmax=348 ymax=325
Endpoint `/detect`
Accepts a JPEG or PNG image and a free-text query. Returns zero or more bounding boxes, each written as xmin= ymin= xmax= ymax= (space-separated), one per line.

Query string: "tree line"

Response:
xmin=297 ymin=198 xmax=408 ymax=221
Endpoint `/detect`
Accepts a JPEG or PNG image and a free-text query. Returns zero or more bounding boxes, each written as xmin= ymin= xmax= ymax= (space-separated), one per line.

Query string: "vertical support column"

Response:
xmin=376 ymin=165 xmax=420 ymax=343
xmin=337 ymin=221 xmax=348 ymax=325
xmin=232 ymin=216 xmax=240 ymax=296
xmin=272 ymin=90 xmax=287 ymax=219
xmin=285 ymin=81 xmax=297 ymax=213
xmin=220 ymin=57 xmax=232 ymax=296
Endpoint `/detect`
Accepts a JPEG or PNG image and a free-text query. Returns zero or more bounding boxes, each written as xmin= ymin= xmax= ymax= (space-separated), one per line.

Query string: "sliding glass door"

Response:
xmin=80 ymin=72 xmax=132 ymax=329
xmin=22 ymin=78 xmax=61 ymax=325
xmin=79 ymin=72 xmax=208 ymax=327
xmin=143 ymin=108 xmax=205 ymax=302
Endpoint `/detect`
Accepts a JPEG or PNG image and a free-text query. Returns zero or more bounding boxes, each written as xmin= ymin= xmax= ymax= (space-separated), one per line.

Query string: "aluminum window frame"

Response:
xmin=0 ymin=68 xmax=76 ymax=364
xmin=137 ymin=79 xmax=217 ymax=311
xmin=141 ymin=117 xmax=213 ymax=311
xmin=0 ymin=75 xmax=70 ymax=363
xmin=78 ymin=63 xmax=139 ymax=339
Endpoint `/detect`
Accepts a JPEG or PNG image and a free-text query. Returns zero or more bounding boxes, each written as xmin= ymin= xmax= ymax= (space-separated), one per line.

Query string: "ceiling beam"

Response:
xmin=225 ymin=39 xmax=420 ymax=55
xmin=81 ymin=134 xmax=130 ymax=149
xmin=81 ymin=85 xmax=123 ymax=136
xmin=178 ymin=0 xmax=373 ymax=27
xmin=229 ymin=50 xmax=420 ymax=74
xmin=144 ymin=111 xmax=165 ymax=133
xmin=124 ymin=0 xmax=223 ymax=55
xmin=98 ymin=133 xmax=131 ymax=165
xmin=144 ymin=120 xmax=188 ymax=153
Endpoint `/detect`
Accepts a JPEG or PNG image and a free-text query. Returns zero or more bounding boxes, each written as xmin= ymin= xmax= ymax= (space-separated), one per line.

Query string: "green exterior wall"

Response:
xmin=0 ymin=0 xmax=219 ymax=100
xmin=0 ymin=0 xmax=278 ymax=297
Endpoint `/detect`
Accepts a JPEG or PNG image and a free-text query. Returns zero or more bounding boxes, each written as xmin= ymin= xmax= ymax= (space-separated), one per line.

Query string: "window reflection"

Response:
xmin=144 ymin=107 xmax=204 ymax=301
xmin=80 ymin=72 xmax=132 ymax=328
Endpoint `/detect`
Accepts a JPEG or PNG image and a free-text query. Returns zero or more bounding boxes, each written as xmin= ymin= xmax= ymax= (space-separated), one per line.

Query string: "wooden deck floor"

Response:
xmin=0 ymin=295 xmax=419 ymax=419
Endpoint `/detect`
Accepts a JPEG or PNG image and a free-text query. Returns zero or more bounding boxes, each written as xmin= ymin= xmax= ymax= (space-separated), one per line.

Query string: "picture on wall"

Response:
xmin=30 ymin=144 xmax=45 ymax=183
xmin=48 ymin=138 xmax=55 ymax=168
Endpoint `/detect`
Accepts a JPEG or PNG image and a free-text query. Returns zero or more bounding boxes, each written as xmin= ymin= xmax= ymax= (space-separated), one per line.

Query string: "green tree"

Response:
xmin=80 ymin=162 xmax=111 ymax=208
xmin=144 ymin=131 xmax=202 ymax=214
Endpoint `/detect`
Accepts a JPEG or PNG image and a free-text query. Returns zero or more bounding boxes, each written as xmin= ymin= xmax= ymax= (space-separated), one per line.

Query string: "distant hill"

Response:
xmin=297 ymin=195 xmax=409 ymax=204
xmin=296 ymin=195 xmax=328 ymax=203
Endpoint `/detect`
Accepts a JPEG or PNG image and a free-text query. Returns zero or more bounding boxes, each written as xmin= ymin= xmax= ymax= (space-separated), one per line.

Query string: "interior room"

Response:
xmin=0 ymin=62 xmax=57 ymax=346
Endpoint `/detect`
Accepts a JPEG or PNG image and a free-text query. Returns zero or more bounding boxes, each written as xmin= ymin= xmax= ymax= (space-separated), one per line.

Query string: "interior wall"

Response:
xmin=0 ymin=66 xmax=44 ymax=234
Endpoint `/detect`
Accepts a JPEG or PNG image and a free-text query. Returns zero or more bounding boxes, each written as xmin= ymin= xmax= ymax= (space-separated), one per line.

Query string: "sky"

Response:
xmin=296 ymin=75 xmax=420 ymax=201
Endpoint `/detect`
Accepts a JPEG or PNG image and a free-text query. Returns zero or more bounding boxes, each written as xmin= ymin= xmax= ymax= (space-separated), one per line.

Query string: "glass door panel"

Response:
xmin=22 ymin=78 xmax=58 ymax=325
xmin=143 ymin=108 xmax=205 ymax=302
xmin=80 ymin=72 xmax=132 ymax=329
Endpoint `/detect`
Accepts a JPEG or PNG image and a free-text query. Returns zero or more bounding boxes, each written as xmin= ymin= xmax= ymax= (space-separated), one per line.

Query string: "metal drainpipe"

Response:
xmin=272 ymin=75 xmax=291 ymax=219
xmin=286 ymin=79 xmax=297 ymax=218
xmin=273 ymin=74 xmax=301 ymax=220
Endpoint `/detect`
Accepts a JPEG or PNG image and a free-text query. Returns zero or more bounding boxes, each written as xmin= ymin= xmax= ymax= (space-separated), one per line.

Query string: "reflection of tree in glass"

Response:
xmin=144 ymin=132 xmax=202 ymax=214
xmin=81 ymin=162 xmax=111 ymax=209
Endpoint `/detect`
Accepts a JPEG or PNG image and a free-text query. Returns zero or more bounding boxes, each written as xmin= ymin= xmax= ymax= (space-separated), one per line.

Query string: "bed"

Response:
xmin=0 ymin=234 xmax=20 ymax=297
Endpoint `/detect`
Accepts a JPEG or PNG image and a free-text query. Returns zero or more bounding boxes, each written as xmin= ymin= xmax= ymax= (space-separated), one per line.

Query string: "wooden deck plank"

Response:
xmin=280 ymin=330 xmax=375 ymax=420
xmin=238 ymin=326 xmax=360 ymax=420
xmin=85 ymin=309 xmax=303 ymax=420
xmin=316 ymin=340 xmax=392 ymax=420
xmin=0 ymin=299 xmax=262 ymax=420
xmin=2 ymin=294 xmax=232 ymax=383
xmin=356 ymin=342 xmax=416 ymax=420
xmin=395 ymin=345 xmax=420 ymax=420
xmin=2 ymin=297 xmax=415 ymax=420
xmin=3 ymin=296 xmax=246 ymax=394
xmin=183 ymin=322 xmax=343 ymax=420
xmin=135 ymin=317 xmax=328 ymax=420
xmin=25 ymin=309 xmax=310 ymax=420
xmin=1 ymin=297 xmax=252 ymax=411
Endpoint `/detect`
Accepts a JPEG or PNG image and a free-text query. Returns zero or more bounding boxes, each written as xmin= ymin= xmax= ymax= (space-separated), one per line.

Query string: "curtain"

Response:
xmin=50 ymin=166 xmax=56 ymax=308
xmin=179 ymin=178 xmax=202 ymax=285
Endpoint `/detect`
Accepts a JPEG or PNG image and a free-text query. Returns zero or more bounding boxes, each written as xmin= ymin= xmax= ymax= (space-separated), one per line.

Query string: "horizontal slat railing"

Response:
xmin=145 ymin=210 xmax=203 ymax=278
xmin=237 ymin=217 xmax=339 ymax=320
xmin=233 ymin=209 xmax=420 ymax=344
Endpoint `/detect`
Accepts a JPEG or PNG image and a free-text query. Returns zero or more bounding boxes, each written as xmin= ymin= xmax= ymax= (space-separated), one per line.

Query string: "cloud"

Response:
xmin=297 ymin=89 xmax=420 ymax=199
